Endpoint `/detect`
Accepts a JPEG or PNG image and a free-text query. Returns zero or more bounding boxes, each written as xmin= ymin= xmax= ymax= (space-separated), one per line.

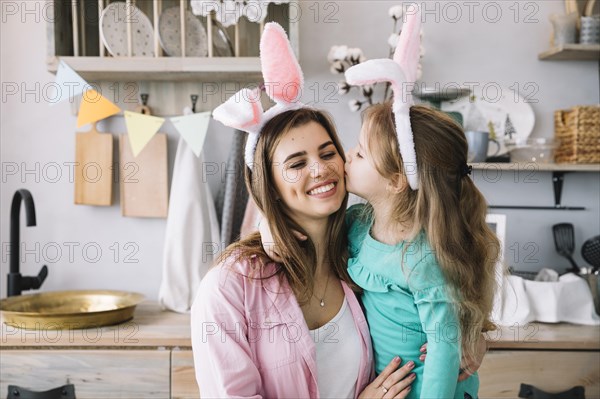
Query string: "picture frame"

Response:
xmin=487 ymin=213 xmax=507 ymax=321
xmin=486 ymin=213 xmax=507 ymax=265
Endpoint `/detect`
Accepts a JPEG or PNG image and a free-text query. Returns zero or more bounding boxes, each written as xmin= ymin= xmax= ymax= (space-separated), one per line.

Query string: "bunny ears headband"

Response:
xmin=212 ymin=22 xmax=304 ymax=169
xmin=345 ymin=4 xmax=422 ymax=190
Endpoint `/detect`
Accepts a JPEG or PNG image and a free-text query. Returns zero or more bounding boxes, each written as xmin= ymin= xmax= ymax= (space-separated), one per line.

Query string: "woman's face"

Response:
xmin=271 ymin=121 xmax=346 ymax=225
xmin=345 ymin=122 xmax=389 ymax=202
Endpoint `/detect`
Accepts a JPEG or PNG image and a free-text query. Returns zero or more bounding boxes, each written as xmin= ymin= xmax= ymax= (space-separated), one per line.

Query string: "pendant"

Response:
xmin=320 ymin=300 xmax=325 ymax=307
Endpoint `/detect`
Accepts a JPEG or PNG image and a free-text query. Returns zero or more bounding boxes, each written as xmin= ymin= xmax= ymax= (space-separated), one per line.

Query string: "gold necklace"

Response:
xmin=316 ymin=273 xmax=331 ymax=307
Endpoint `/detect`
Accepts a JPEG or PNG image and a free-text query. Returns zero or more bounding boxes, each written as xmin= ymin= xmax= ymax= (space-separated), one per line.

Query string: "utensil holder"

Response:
xmin=581 ymin=15 xmax=600 ymax=44
xmin=585 ymin=273 xmax=600 ymax=315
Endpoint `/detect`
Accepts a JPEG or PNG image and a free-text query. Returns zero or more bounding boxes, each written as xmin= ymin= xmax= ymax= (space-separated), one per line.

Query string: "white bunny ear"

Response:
xmin=393 ymin=4 xmax=422 ymax=84
xmin=344 ymin=59 xmax=407 ymax=110
xmin=343 ymin=4 xmax=421 ymax=190
xmin=212 ymin=88 xmax=264 ymax=135
xmin=260 ymin=22 xmax=304 ymax=104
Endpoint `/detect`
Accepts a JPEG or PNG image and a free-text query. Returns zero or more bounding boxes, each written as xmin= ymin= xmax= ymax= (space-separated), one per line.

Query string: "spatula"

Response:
xmin=581 ymin=235 xmax=600 ymax=273
xmin=552 ymin=223 xmax=580 ymax=274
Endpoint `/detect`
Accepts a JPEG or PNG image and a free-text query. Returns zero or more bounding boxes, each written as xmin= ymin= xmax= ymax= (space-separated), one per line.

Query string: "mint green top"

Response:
xmin=346 ymin=204 xmax=478 ymax=399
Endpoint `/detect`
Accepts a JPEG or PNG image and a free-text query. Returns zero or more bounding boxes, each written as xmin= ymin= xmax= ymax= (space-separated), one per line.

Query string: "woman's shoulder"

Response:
xmin=200 ymin=255 xmax=277 ymax=297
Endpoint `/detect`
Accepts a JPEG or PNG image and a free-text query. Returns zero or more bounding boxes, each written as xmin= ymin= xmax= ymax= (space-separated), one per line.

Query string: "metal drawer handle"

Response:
xmin=6 ymin=384 xmax=75 ymax=399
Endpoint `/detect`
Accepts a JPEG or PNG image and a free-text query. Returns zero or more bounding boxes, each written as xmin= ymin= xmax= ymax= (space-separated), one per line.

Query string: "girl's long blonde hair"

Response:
xmin=217 ymin=108 xmax=358 ymax=304
xmin=363 ymin=103 xmax=499 ymax=360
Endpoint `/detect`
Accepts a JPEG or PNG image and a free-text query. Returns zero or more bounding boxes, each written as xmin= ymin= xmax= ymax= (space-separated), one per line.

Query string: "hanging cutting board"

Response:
xmin=74 ymin=122 xmax=113 ymax=206
xmin=120 ymin=105 xmax=169 ymax=218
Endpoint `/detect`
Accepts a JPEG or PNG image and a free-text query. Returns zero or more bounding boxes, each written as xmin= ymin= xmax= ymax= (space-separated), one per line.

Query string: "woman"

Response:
xmin=191 ymin=108 xmax=415 ymax=398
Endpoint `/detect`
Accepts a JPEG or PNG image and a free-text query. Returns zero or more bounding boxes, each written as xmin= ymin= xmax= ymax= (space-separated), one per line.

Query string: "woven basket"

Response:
xmin=554 ymin=105 xmax=600 ymax=164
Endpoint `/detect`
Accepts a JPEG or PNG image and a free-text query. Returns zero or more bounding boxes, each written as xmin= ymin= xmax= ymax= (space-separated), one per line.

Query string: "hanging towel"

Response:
xmin=215 ymin=130 xmax=248 ymax=247
xmin=159 ymin=136 xmax=220 ymax=313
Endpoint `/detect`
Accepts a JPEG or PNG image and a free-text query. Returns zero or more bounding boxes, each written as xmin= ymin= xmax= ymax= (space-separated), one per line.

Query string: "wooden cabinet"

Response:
xmin=0 ymin=302 xmax=199 ymax=399
xmin=479 ymin=323 xmax=600 ymax=398
xmin=3 ymin=302 xmax=598 ymax=398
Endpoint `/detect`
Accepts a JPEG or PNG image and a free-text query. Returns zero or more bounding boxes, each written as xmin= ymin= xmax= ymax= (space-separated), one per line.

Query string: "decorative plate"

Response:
xmin=158 ymin=6 xmax=208 ymax=57
xmin=442 ymin=87 xmax=535 ymax=155
xmin=100 ymin=2 xmax=155 ymax=57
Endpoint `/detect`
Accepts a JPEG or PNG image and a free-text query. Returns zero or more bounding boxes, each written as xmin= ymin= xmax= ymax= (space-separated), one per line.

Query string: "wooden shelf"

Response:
xmin=47 ymin=56 xmax=263 ymax=82
xmin=538 ymin=44 xmax=600 ymax=60
xmin=471 ymin=162 xmax=600 ymax=172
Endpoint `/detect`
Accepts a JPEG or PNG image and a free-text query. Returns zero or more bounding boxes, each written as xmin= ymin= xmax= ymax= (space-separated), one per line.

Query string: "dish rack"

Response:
xmin=47 ymin=0 xmax=298 ymax=82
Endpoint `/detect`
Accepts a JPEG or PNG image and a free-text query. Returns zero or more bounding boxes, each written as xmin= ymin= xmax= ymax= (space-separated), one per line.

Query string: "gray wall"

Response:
xmin=1 ymin=1 xmax=598 ymax=300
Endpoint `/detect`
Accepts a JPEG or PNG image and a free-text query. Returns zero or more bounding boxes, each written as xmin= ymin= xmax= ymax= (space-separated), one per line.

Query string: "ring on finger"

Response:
xmin=382 ymin=385 xmax=389 ymax=394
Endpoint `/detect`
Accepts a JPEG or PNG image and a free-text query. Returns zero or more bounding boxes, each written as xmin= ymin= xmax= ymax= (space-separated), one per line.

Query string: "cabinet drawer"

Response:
xmin=479 ymin=350 xmax=600 ymax=398
xmin=0 ymin=349 xmax=169 ymax=398
xmin=172 ymin=350 xmax=200 ymax=399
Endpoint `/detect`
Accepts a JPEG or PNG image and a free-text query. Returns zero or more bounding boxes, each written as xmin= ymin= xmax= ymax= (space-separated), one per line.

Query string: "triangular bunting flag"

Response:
xmin=50 ymin=60 xmax=91 ymax=105
xmin=124 ymin=111 xmax=165 ymax=157
xmin=77 ymin=90 xmax=121 ymax=128
xmin=170 ymin=112 xmax=212 ymax=157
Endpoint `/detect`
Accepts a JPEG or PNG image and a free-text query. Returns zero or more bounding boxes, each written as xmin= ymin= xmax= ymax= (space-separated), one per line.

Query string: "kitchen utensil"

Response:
xmin=158 ymin=6 xmax=208 ymax=57
xmin=553 ymin=223 xmax=580 ymax=273
xmin=0 ymin=290 xmax=144 ymax=330
xmin=465 ymin=131 xmax=500 ymax=162
xmin=74 ymin=122 xmax=113 ymax=206
xmin=581 ymin=235 xmax=600 ymax=272
xmin=120 ymin=105 xmax=169 ymax=218
xmin=441 ymin=87 xmax=535 ymax=156
xmin=584 ymin=0 xmax=598 ymax=16
xmin=100 ymin=2 xmax=155 ymax=57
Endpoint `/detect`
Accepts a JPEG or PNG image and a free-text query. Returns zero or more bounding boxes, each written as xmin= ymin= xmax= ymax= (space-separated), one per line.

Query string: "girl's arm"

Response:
xmin=414 ymin=286 xmax=462 ymax=398
xmin=191 ymin=267 xmax=263 ymax=398
xmin=419 ymin=333 xmax=487 ymax=382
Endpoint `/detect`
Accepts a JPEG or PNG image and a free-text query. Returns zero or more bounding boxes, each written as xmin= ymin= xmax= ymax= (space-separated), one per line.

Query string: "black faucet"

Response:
xmin=8 ymin=189 xmax=48 ymax=297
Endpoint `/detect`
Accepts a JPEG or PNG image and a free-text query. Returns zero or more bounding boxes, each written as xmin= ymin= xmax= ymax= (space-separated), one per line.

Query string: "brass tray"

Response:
xmin=0 ymin=290 xmax=145 ymax=330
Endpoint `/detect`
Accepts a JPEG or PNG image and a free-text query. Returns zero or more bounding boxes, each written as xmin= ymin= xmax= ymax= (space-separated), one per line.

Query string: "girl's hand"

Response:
xmin=457 ymin=333 xmax=487 ymax=382
xmin=358 ymin=356 xmax=415 ymax=399
xmin=258 ymin=217 xmax=307 ymax=262
xmin=418 ymin=335 xmax=487 ymax=382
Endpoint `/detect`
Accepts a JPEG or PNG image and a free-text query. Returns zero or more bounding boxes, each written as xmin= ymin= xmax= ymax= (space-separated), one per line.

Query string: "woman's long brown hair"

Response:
xmin=217 ymin=108 xmax=358 ymax=304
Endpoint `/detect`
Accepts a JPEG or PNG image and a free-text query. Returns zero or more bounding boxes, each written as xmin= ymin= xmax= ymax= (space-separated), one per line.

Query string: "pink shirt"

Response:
xmin=191 ymin=256 xmax=374 ymax=398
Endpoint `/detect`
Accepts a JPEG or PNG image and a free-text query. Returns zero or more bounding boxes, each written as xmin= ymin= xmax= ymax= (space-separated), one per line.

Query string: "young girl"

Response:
xmin=342 ymin=102 xmax=498 ymax=399
xmin=338 ymin=5 xmax=499 ymax=397
xmin=262 ymin=6 xmax=498 ymax=398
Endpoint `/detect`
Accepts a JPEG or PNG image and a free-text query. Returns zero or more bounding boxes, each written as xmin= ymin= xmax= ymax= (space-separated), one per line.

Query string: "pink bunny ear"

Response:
xmin=212 ymin=88 xmax=264 ymax=134
xmin=393 ymin=4 xmax=421 ymax=84
xmin=260 ymin=22 xmax=304 ymax=104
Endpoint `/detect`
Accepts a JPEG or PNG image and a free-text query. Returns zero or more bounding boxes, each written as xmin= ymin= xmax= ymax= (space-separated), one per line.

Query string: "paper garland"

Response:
xmin=124 ymin=111 xmax=166 ymax=157
xmin=170 ymin=112 xmax=212 ymax=157
xmin=51 ymin=60 xmax=91 ymax=105
xmin=54 ymin=61 xmax=214 ymax=157
xmin=77 ymin=89 xmax=121 ymax=128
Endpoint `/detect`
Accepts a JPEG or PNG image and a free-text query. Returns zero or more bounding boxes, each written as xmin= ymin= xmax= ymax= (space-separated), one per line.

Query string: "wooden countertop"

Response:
xmin=486 ymin=322 xmax=600 ymax=350
xmin=2 ymin=301 xmax=599 ymax=350
xmin=1 ymin=302 xmax=191 ymax=349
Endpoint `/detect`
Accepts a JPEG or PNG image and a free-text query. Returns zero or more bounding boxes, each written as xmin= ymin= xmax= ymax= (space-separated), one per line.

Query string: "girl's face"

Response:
xmin=345 ymin=122 xmax=389 ymax=202
xmin=271 ymin=121 xmax=346 ymax=225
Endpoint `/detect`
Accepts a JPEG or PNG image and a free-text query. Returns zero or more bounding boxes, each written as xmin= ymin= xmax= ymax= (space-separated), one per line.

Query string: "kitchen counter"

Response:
xmin=1 ymin=301 xmax=191 ymax=349
xmin=2 ymin=302 xmax=599 ymax=398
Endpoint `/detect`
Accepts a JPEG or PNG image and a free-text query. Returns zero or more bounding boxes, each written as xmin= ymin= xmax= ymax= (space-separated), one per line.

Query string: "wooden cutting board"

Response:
xmin=119 ymin=106 xmax=169 ymax=218
xmin=74 ymin=122 xmax=113 ymax=206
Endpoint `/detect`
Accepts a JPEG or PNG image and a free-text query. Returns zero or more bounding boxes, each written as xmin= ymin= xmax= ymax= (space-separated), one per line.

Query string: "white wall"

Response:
xmin=1 ymin=1 xmax=598 ymax=300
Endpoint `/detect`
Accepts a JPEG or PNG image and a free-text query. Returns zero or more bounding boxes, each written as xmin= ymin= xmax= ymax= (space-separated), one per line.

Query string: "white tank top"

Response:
xmin=309 ymin=297 xmax=361 ymax=398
